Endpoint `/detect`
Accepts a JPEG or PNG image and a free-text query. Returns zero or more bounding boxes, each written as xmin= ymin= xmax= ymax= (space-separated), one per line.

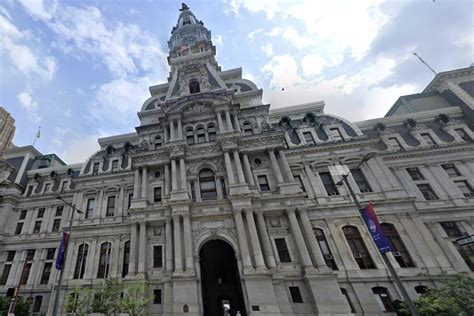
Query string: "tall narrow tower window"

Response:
xmin=189 ymin=81 xmax=200 ymax=94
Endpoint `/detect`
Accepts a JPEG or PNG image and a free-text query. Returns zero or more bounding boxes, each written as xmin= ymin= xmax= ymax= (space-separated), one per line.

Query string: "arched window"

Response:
xmin=97 ymin=242 xmax=112 ymax=278
xmin=122 ymin=241 xmax=130 ymax=277
xmin=186 ymin=127 xmax=195 ymax=145
xmin=73 ymin=243 xmax=88 ymax=279
xmin=189 ymin=81 xmax=200 ymax=94
xmin=380 ymin=223 xmax=415 ymax=268
xmin=372 ymin=287 xmax=395 ymax=312
xmin=314 ymin=228 xmax=337 ymax=270
xmin=32 ymin=295 xmax=43 ymax=313
xmin=342 ymin=226 xmax=375 ymax=269
xmin=199 ymin=169 xmax=217 ymax=200
xmin=196 ymin=126 xmax=206 ymax=143
xmin=243 ymin=121 xmax=253 ymax=136
xmin=154 ymin=135 xmax=162 ymax=149
xmin=207 ymin=123 xmax=216 ymax=141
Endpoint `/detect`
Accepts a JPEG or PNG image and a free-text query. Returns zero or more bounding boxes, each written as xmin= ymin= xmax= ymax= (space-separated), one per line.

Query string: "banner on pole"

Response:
xmin=361 ymin=203 xmax=393 ymax=254
xmin=55 ymin=232 xmax=70 ymax=270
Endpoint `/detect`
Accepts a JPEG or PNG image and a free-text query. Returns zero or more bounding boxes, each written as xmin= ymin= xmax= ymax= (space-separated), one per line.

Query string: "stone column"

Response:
xmin=183 ymin=214 xmax=194 ymax=273
xmin=177 ymin=118 xmax=183 ymax=139
xmin=233 ymin=115 xmax=241 ymax=133
xmin=255 ymin=212 xmax=276 ymax=268
xmin=245 ymin=210 xmax=266 ymax=270
xmin=173 ymin=215 xmax=183 ymax=273
xmin=298 ymin=209 xmax=328 ymax=269
xmin=133 ymin=169 xmax=141 ymax=199
xmin=225 ymin=110 xmax=233 ymax=131
xmin=138 ymin=222 xmax=147 ymax=274
xmin=224 ymin=152 xmax=236 ymax=185
xmin=164 ymin=125 xmax=169 ymax=143
xmin=233 ymin=210 xmax=252 ymax=269
xmin=169 ymin=119 xmax=175 ymax=140
xmin=216 ymin=111 xmax=224 ymax=132
xmin=269 ymin=150 xmax=284 ymax=184
xmin=287 ymin=209 xmax=313 ymax=268
xmin=117 ymin=186 xmax=124 ymax=216
xmin=141 ymin=167 xmax=148 ymax=201
xmin=180 ymin=158 xmax=187 ymax=191
xmin=171 ymin=159 xmax=178 ymax=191
xmin=278 ymin=150 xmax=294 ymax=183
xmin=165 ymin=217 xmax=173 ymax=272
xmin=194 ymin=180 xmax=201 ymax=202
xmin=233 ymin=151 xmax=246 ymax=184
xmin=128 ymin=223 xmax=138 ymax=276
xmin=242 ymin=154 xmax=256 ymax=186
xmin=164 ymin=163 xmax=170 ymax=195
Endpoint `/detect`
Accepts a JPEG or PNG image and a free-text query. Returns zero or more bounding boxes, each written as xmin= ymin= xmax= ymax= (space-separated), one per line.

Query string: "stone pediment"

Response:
xmin=164 ymin=91 xmax=233 ymax=114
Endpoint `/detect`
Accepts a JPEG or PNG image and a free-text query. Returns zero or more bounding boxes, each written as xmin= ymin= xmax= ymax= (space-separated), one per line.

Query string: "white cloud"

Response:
xmin=18 ymin=0 xmax=57 ymax=20
xmin=59 ymin=134 xmax=100 ymax=164
xmin=261 ymin=43 xmax=273 ymax=57
xmin=17 ymin=89 xmax=41 ymax=123
xmin=262 ymin=54 xmax=301 ymax=89
xmin=301 ymin=54 xmax=327 ymax=77
xmin=248 ymin=28 xmax=262 ymax=39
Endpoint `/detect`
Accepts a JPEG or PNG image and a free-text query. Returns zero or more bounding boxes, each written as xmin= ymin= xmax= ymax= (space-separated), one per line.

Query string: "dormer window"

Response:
xmin=329 ymin=128 xmax=343 ymax=141
xmin=155 ymin=135 xmax=163 ymax=149
xmin=243 ymin=121 xmax=253 ymax=136
xmin=183 ymin=16 xmax=191 ymax=25
xmin=189 ymin=81 xmax=200 ymax=94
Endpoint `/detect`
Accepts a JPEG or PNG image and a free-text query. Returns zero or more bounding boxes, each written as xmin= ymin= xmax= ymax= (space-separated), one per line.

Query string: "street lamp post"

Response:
xmin=336 ymin=153 xmax=420 ymax=316
xmin=49 ymin=194 xmax=83 ymax=316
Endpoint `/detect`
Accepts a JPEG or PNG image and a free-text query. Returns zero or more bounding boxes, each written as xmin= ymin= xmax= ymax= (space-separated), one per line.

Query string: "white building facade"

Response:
xmin=1 ymin=4 xmax=474 ymax=316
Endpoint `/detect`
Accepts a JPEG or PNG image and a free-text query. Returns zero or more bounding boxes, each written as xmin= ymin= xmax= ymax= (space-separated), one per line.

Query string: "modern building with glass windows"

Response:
xmin=0 ymin=4 xmax=473 ymax=316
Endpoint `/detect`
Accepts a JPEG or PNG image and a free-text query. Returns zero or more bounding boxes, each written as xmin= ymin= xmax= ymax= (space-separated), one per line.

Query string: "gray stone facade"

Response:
xmin=0 ymin=4 xmax=473 ymax=316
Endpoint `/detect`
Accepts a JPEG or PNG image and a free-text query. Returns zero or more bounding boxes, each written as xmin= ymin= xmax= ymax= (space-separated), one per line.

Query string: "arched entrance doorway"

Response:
xmin=200 ymin=239 xmax=246 ymax=316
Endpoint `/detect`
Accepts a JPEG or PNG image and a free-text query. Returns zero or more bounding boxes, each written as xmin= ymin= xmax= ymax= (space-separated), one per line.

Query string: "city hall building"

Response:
xmin=1 ymin=4 xmax=473 ymax=316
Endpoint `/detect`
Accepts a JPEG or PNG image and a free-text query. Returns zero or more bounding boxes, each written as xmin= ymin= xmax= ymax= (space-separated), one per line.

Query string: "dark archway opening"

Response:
xmin=200 ymin=240 xmax=246 ymax=316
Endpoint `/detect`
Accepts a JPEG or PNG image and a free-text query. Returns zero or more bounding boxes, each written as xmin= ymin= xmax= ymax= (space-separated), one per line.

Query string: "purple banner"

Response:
xmin=361 ymin=203 xmax=393 ymax=254
xmin=55 ymin=232 xmax=70 ymax=270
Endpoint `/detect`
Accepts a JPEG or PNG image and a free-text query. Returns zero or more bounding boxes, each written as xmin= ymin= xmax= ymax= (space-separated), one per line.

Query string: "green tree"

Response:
xmin=65 ymin=287 xmax=91 ymax=315
xmin=118 ymin=282 xmax=153 ymax=316
xmin=0 ymin=297 xmax=30 ymax=316
xmin=397 ymin=274 xmax=474 ymax=316
xmin=91 ymin=279 xmax=122 ymax=314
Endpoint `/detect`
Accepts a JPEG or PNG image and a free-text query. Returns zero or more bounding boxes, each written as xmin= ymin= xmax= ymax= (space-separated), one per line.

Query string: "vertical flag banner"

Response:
xmin=55 ymin=232 xmax=70 ymax=270
xmin=361 ymin=203 xmax=393 ymax=253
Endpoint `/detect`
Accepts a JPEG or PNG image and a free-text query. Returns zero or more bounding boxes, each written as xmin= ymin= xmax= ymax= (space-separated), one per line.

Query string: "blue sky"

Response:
xmin=1 ymin=0 xmax=472 ymax=164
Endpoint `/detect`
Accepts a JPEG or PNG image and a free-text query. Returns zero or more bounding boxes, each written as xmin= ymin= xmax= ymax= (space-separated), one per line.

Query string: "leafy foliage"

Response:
xmin=91 ymin=278 xmax=122 ymax=314
xmin=0 ymin=297 xmax=30 ymax=316
xmin=118 ymin=282 xmax=153 ymax=316
xmin=65 ymin=287 xmax=92 ymax=315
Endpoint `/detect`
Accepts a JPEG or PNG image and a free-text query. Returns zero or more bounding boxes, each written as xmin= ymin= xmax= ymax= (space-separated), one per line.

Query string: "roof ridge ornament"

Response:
xmin=180 ymin=3 xmax=190 ymax=11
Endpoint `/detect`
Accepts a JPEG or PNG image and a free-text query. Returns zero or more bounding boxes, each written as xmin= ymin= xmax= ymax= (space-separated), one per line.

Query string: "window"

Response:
xmin=189 ymin=81 xmax=200 ymax=94
xmin=55 ymin=206 xmax=63 ymax=217
xmin=128 ymin=193 xmax=133 ymax=209
xmin=111 ymin=160 xmax=119 ymax=172
xmin=455 ymin=128 xmax=471 ymax=141
xmin=414 ymin=285 xmax=428 ymax=295
xmin=319 ymin=172 xmax=339 ymax=196
xmin=350 ymin=168 xmax=372 ymax=193
xmin=20 ymin=209 xmax=27 ymax=220
xmin=457 ymin=244 xmax=474 ymax=271
xmin=86 ymin=198 xmax=95 ymax=219
xmin=40 ymin=262 xmax=52 ymax=284
xmin=92 ymin=162 xmax=100 ymax=175
xmin=329 ymin=127 xmax=343 ymax=141
xmin=46 ymin=248 xmax=55 ymax=260
xmin=207 ymin=124 xmax=216 ymax=141
xmin=440 ymin=221 xmax=463 ymax=238
xmin=342 ymin=226 xmax=375 ymax=269
xmin=26 ymin=186 xmax=33 ymax=197
xmin=37 ymin=208 xmax=45 ymax=218
xmin=26 ymin=249 xmax=35 ymax=261
xmin=381 ymin=223 xmax=415 ymax=268
xmin=372 ymin=287 xmax=395 ymax=312
xmin=52 ymin=219 xmax=61 ymax=232
xmin=44 ymin=183 xmax=50 ymax=193
xmin=74 ymin=244 xmax=88 ymax=279
xmin=199 ymin=169 xmax=217 ymax=200
xmin=303 ymin=132 xmax=315 ymax=145
xmin=387 ymin=137 xmax=402 ymax=149
xmin=153 ymin=289 xmax=162 ymax=304
xmin=294 ymin=175 xmax=306 ymax=193
xmin=33 ymin=221 xmax=42 ymax=233
xmin=454 ymin=180 xmax=473 ymax=197
xmin=154 ymin=135 xmax=163 ymax=149
xmin=420 ymin=133 xmax=436 ymax=146
xmin=106 ymin=196 xmax=116 ymax=217
xmin=154 ymin=187 xmax=162 ymax=202
xmin=441 ymin=163 xmax=460 ymax=177
xmin=0 ymin=265 xmax=11 ymax=285
xmin=20 ymin=263 xmax=31 ymax=284
xmin=406 ymin=167 xmax=424 ymax=181
xmin=122 ymin=241 xmax=130 ymax=277
xmin=314 ymin=229 xmax=337 ymax=270
xmin=32 ymin=296 xmax=43 ymax=313
xmin=243 ymin=121 xmax=253 ymax=136
xmin=275 ymin=238 xmax=291 ymax=263
xmin=15 ymin=222 xmax=23 ymax=235
xmin=153 ymin=245 xmax=163 ymax=268
xmin=417 ymin=184 xmax=438 ymax=200
xmin=97 ymin=242 xmax=111 ymax=278
xmin=6 ymin=251 xmax=15 ymax=262
xmin=186 ymin=127 xmax=195 ymax=145
xmin=257 ymin=175 xmax=270 ymax=192
xmin=196 ymin=126 xmax=206 ymax=143
xmin=289 ymin=286 xmax=303 ymax=303
xmin=340 ymin=288 xmax=355 ymax=313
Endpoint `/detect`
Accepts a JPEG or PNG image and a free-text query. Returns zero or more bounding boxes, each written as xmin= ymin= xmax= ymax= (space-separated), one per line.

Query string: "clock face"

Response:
xmin=182 ymin=36 xmax=196 ymax=46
